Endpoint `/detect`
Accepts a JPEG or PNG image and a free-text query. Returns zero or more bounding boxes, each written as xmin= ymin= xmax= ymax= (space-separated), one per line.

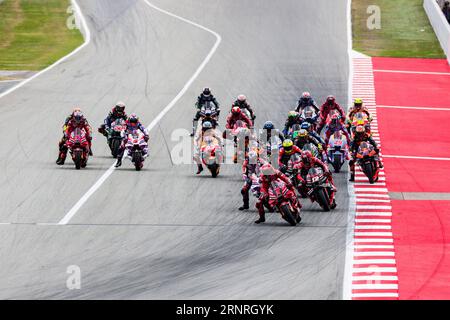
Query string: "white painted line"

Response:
xmin=355 ymin=225 xmax=391 ymax=230
xmin=58 ymin=0 xmax=222 ymax=225
xmin=352 ymin=275 xmax=398 ymax=281
xmin=383 ymin=155 xmax=450 ymax=161
xmin=374 ymin=69 xmax=450 ymax=76
xmin=354 ymin=238 xmax=393 ymax=243
xmin=354 ymin=245 xmax=394 ymax=249
xmin=355 ymin=189 xmax=389 ymax=194
xmin=354 ymin=232 xmax=393 ymax=237
xmin=355 ymin=219 xmax=391 ymax=223
xmin=0 ymin=0 xmax=91 ymax=100
xmin=356 ymin=199 xmax=390 ymax=203
xmin=356 ymin=211 xmax=392 ymax=217
xmin=353 ymin=252 xmax=395 ymax=257
xmin=356 ymin=205 xmax=392 ymax=210
xmin=354 ymin=194 xmax=389 ymax=198
xmin=353 ymin=267 xmax=397 ymax=273
xmin=352 ymin=293 xmax=398 ymax=298
xmin=353 ymin=259 xmax=396 ymax=264
xmin=377 ymin=105 xmax=450 ymax=111
xmin=343 ymin=0 xmax=357 ymax=300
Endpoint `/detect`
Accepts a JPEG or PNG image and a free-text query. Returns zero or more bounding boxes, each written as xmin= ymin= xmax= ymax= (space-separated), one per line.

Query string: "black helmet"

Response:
xmin=114 ymin=101 xmax=126 ymax=115
xmin=203 ymin=88 xmax=211 ymax=96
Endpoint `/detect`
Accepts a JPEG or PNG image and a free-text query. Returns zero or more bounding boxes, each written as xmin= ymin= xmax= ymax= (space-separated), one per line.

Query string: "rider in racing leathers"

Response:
xmin=115 ymin=113 xmax=149 ymax=168
xmin=191 ymin=88 xmax=220 ymax=136
xmin=278 ymin=139 xmax=302 ymax=173
xmin=282 ymin=111 xmax=303 ymax=136
xmin=295 ymin=150 xmax=337 ymax=208
xmin=239 ymin=148 xmax=262 ymax=211
xmin=348 ymin=125 xmax=383 ymax=181
xmin=233 ymin=94 xmax=256 ymax=121
xmin=296 ymin=92 xmax=320 ymax=114
xmin=98 ymin=101 xmax=128 ymax=139
xmin=317 ymin=95 xmax=346 ymax=134
xmin=324 ymin=113 xmax=352 ymax=147
xmin=193 ymin=121 xmax=224 ymax=174
xmin=255 ymin=163 xmax=302 ymax=224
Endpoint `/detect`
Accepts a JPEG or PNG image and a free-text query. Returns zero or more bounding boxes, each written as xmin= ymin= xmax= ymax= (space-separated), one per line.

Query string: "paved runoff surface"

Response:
xmin=0 ymin=0 xmax=350 ymax=299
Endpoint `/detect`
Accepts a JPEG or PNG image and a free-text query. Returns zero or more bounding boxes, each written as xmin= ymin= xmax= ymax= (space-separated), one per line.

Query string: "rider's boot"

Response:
xmin=196 ymin=164 xmax=203 ymax=174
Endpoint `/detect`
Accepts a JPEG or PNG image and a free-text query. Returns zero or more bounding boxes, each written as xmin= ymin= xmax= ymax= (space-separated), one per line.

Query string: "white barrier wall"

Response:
xmin=424 ymin=0 xmax=450 ymax=64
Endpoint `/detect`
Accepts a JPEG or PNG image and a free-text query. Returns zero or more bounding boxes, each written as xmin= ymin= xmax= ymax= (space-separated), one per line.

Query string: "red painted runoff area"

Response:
xmin=373 ymin=57 xmax=450 ymax=299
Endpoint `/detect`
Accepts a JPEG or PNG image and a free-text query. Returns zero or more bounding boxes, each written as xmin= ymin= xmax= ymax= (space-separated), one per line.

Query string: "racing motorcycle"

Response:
xmin=285 ymin=153 xmax=302 ymax=190
xmin=124 ymin=130 xmax=148 ymax=171
xmin=268 ymin=180 xmax=301 ymax=226
xmin=192 ymin=101 xmax=219 ymax=136
xmin=200 ymin=136 xmax=223 ymax=178
xmin=327 ymin=130 xmax=349 ymax=173
xmin=356 ymin=141 xmax=380 ymax=184
xmin=67 ymin=127 xmax=90 ymax=170
xmin=349 ymin=112 xmax=371 ymax=136
xmin=106 ymin=118 xmax=126 ymax=158
xmin=230 ymin=120 xmax=250 ymax=163
xmin=302 ymin=167 xmax=336 ymax=212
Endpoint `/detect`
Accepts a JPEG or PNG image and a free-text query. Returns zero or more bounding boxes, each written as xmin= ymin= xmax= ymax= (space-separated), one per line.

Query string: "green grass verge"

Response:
xmin=0 ymin=0 xmax=84 ymax=70
xmin=352 ymin=0 xmax=446 ymax=58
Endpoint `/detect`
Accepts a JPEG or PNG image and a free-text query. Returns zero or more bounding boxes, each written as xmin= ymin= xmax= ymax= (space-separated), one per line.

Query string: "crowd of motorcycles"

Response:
xmin=56 ymin=90 xmax=382 ymax=226
xmin=191 ymin=90 xmax=382 ymax=226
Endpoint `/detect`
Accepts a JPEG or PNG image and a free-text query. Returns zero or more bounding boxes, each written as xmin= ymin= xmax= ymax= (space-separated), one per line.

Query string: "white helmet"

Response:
xmin=237 ymin=94 xmax=247 ymax=102
xmin=301 ymin=92 xmax=311 ymax=99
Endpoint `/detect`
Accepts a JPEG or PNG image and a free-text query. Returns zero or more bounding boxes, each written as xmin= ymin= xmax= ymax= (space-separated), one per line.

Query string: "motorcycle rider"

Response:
xmin=224 ymin=106 xmax=253 ymax=132
xmin=191 ymin=87 xmax=220 ymax=136
xmin=98 ymin=101 xmax=128 ymax=138
xmin=56 ymin=109 xmax=92 ymax=165
xmin=260 ymin=121 xmax=285 ymax=160
xmin=115 ymin=113 xmax=149 ymax=168
xmin=239 ymin=148 xmax=262 ymax=211
xmin=324 ymin=113 xmax=351 ymax=147
xmin=317 ymin=95 xmax=346 ymax=134
xmin=300 ymin=122 xmax=325 ymax=146
xmin=348 ymin=125 xmax=383 ymax=181
xmin=193 ymin=121 xmax=224 ymax=174
xmin=233 ymin=94 xmax=255 ymax=121
xmin=282 ymin=111 xmax=302 ymax=136
xmin=255 ymin=163 xmax=302 ymax=224
xmin=296 ymin=150 xmax=337 ymax=208
xmin=296 ymin=92 xmax=320 ymax=114
xmin=293 ymin=128 xmax=326 ymax=154
xmin=278 ymin=139 xmax=303 ymax=173
xmin=346 ymin=98 xmax=373 ymax=134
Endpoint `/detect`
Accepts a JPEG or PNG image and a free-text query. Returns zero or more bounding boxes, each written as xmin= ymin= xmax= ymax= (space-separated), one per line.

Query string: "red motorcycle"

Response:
xmin=66 ymin=128 xmax=90 ymax=169
xmin=268 ymin=180 xmax=301 ymax=226
xmin=201 ymin=136 xmax=223 ymax=178
xmin=230 ymin=120 xmax=250 ymax=163
xmin=299 ymin=167 xmax=336 ymax=212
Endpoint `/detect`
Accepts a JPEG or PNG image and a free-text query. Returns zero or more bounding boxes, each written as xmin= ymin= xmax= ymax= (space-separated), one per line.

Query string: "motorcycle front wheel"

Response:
xmin=280 ymin=204 xmax=297 ymax=226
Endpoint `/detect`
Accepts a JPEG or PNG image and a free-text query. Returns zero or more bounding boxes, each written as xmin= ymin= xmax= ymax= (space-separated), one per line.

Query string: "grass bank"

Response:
xmin=352 ymin=0 xmax=446 ymax=58
xmin=0 ymin=0 xmax=84 ymax=70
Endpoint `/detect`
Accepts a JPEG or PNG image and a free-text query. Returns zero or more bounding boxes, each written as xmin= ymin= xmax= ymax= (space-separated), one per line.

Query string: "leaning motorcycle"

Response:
xmin=300 ymin=167 xmax=336 ymax=212
xmin=267 ymin=180 xmax=301 ymax=226
xmin=124 ymin=130 xmax=148 ymax=171
xmin=106 ymin=118 xmax=126 ymax=158
xmin=356 ymin=141 xmax=380 ymax=184
xmin=200 ymin=136 xmax=223 ymax=178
